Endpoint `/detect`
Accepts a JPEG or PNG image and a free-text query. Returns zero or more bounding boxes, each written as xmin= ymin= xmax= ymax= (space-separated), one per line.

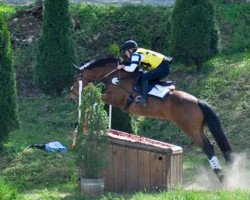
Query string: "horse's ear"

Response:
xmin=73 ymin=64 xmax=82 ymax=74
xmin=73 ymin=63 xmax=79 ymax=69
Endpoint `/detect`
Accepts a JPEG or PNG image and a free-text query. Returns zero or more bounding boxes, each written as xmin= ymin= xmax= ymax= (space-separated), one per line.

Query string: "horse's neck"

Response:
xmin=102 ymin=71 xmax=137 ymax=109
xmin=121 ymin=70 xmax=139 ymax=85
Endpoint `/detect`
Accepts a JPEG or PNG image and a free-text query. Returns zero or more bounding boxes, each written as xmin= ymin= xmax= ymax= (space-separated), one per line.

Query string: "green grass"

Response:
xmin=103 ymin=190 xmax=250 ymax=200
xmin=0 ymin=177 xmax=18 ymax=200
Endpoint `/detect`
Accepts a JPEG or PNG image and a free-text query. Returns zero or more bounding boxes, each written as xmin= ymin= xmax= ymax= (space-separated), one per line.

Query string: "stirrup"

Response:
xmin=135 ymin=96 xmax=147 ymax=107
xmin=135 ymin=95 xmax=143 ymax=102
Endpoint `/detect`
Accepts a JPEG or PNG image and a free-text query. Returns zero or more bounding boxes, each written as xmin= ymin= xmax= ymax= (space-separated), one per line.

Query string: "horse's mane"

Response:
xmin=82 ymin=56 xmax=119 ymax=70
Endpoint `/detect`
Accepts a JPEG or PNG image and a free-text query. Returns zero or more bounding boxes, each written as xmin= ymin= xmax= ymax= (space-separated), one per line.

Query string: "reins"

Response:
xmin=76 ymin=62 xmax=138 ymax=97
xmin=104 ymin=68 xmax=138 ymax=96
xmin=95 ymin=64 xmax=137 ymax=96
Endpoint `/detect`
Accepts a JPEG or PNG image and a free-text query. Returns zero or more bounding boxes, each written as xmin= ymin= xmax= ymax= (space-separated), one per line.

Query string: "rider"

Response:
xmin=118 ymin=40 xmax=172 ymax=107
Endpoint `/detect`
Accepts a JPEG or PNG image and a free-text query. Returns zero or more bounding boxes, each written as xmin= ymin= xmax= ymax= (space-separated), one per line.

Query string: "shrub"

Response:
xmin=170 ymin=0 xmax=219 ymax=71
xmin=106 ymin=106 xmax=133 ymax=133
xmin=35 ymin=0 xmax=76 ymax=96
xmin=76 ymin=84 xmax=109 ymax=178
xmin=0 ymin=13 xmax=19 ymax=149
xmin=138 ymin=118 xmax=191 ymax=146
xmin=216 ymin=3 xmax=250 ymax=53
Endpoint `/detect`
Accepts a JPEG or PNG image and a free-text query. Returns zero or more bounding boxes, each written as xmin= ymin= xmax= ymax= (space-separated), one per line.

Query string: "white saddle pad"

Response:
xmin=148 ymin=84 xmax=175 ymax=98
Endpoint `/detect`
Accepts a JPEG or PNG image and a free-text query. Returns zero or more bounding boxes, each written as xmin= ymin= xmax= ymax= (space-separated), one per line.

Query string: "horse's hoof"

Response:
xmin=217 ymin=173 xmax=225 ymax=183
xmin=214 ymin=169 xmax=225 ymax=183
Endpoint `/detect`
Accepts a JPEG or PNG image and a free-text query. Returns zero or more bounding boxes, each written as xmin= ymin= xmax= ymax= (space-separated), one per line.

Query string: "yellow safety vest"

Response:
xmin=136 ymin=48 xmax=166 ymax=71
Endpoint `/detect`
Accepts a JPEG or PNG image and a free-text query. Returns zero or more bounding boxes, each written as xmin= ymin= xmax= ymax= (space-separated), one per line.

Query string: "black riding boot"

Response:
xmin=135 ymin=79 xmax=147 ymax=107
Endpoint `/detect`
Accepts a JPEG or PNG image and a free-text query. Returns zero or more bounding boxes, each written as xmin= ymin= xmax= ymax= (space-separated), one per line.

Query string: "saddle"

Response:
xmin=134 ymin=80 xmax=175 ymax=99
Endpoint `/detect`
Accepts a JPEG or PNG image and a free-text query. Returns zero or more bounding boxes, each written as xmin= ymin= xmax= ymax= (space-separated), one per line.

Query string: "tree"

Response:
xmin=0 ymin=14 xmax=19 ymax=149
xmin=35 ymin=0 xmax=76 ymax=95
xmin=106 ymin=106 xmax=133 ymax=133
xmin=76 ymin=84 xmax=109 ymax=178
xmin=170 ymin=0 xmax=219 ymax=71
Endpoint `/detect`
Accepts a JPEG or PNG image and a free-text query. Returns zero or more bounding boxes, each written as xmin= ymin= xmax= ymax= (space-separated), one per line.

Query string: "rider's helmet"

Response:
xmin=121 ymin=40 xmax=138 ymax=52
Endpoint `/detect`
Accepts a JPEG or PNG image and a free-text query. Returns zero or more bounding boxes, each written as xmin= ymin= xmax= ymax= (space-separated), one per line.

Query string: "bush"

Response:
xmin=106 ymin=106 xmax=133 ymax=133
xmin=216 ymin=3 xmax=250 ymax=53
xmin=0 ymin=13 xmax=19 ymax=149
xmin=170 ymin=0 xmax=219 ymax=71
xmin=76 ymin=84 xmax=109 ymax=178
xmin=138 ymin=118 xmax=191 ymax=146
xmin=35 ymin=0 xmax=76 ymax=95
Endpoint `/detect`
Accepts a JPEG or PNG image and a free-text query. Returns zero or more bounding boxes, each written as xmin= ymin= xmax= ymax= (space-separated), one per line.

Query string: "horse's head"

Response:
xmin=70 ymin=72 xmax=83 ymax=103
xmin=70 ymin=57 xmax=120 ymax=103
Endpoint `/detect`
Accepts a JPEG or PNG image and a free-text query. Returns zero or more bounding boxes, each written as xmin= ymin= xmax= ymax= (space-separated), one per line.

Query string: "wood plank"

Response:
xmin=150 ymin=153 xmax=163 ymax=191
xmin=176 ymin=154 xmax=183 ymax=186
xmin=138 ymin=150 xmax=151 ymax=191
xmin=113 ymin=145 xmax=126 ymax=193
xmin=163 ymin=155 xmax=171 ymax=190
xmin=125 ymin=148 xmax=139 ymax=192
xmin=109 ymin=138 xmax=172 ymax=154
xmin=102 ymin=145 xmax=113 ymax=192
xmin=171 ymin=154 xmax=177 ymax=187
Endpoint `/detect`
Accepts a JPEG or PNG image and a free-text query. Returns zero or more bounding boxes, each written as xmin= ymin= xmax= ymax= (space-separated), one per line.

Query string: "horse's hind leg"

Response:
xmin=191 ymin=131 xmax=225 ymax=183
xmin=200 ymin=133 xmax=225 ymax=183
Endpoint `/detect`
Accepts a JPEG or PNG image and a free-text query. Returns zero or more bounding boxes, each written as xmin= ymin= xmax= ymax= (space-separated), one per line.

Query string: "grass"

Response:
xmin=103 ymin=190 xmax=250 ymax=200
xmin=0 ymin=178 xmax=18 ymax=200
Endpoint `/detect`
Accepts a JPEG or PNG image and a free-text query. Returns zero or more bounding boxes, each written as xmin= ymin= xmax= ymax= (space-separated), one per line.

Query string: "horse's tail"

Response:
xmin=198 ymin=99 xmax=233 ymax=163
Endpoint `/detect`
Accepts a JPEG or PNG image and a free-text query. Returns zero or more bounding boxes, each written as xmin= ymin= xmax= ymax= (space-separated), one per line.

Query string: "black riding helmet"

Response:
xmin=121 ymin=40 xmax=138 ymax=52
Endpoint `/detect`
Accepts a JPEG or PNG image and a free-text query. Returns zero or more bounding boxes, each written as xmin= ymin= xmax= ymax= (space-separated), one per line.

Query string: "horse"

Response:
xmin=70 ymin=56 xmax=233 ymax=183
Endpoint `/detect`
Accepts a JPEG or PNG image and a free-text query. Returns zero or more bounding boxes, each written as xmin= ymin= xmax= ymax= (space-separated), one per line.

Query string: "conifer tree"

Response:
xmin=0 ymin=14 xmax=19 ymax=148
xmin=105 ymin=106 xmax=133 ymax=133
xmin=35 ymin=0 xmax=75 ymax=95
xmin=170 ymin=0 xmax=218 ymax=71
xmin=76 ymin=84 xmax=109 ymax=178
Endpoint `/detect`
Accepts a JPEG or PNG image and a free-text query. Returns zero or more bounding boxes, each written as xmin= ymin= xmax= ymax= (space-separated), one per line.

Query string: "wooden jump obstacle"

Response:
xmin=103 ymin=129 xmax=183 ymax=193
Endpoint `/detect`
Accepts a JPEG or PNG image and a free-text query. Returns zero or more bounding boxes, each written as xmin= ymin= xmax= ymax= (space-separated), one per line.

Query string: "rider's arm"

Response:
xmin=123 ymin=53 xmax=143 ymax=72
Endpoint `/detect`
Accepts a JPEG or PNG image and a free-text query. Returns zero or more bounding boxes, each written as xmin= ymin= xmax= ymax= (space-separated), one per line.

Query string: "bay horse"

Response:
xmin=70 ymin=56 xmax=233 ymax=183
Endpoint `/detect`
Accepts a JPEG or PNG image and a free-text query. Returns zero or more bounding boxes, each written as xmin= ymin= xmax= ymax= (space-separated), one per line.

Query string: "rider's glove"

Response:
xmin=117 ymin=64 xmax=124 ymax=70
